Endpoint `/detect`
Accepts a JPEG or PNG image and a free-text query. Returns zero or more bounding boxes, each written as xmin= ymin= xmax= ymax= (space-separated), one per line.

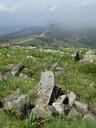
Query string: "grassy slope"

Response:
xmin=0 ymin=47 xmax=96 ymax=128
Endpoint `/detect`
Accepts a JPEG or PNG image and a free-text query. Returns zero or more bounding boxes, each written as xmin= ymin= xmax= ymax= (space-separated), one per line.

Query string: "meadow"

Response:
xmin=0 ymin=46 xmax=96 ymax=128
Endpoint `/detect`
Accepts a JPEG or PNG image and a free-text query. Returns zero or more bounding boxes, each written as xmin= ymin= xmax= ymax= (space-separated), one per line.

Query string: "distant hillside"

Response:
xmin=0 ymin=24 xmax=96 ymax=48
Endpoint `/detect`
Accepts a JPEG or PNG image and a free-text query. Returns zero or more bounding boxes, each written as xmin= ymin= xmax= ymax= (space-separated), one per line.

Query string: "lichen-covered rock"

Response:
xmin=3 ymin=89 xmax=33 ymax=119
xmin=31 ymin=105 xmax=56 ymax=119
xmin=36 ymin=71 xmax=55 ymax=106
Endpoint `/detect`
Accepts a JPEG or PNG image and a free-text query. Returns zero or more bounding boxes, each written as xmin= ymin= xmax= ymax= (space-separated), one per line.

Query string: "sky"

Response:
xmin=0 ymin=0 xmax=96 ymax=28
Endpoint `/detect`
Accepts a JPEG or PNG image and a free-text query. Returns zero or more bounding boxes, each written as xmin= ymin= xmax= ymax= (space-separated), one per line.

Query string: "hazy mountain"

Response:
xmin=0 ymin=24 xmax=96 ymax=48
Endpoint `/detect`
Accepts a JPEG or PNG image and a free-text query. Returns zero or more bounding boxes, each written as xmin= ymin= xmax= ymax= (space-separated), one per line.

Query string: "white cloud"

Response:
xmin=49 ymin=6 xmax=57 ymax=11
xmin=0 ymin=0 xmax=96 ymax=13
xmin=0 ymin=3 xmax=23 ymax=12
xmin=82 ymin=0 xmax=96 ymax=6
xmin=0 ymin=2 xmax=46 ymax=13
xmin=74 ymin=0 xmax=96 ymax=7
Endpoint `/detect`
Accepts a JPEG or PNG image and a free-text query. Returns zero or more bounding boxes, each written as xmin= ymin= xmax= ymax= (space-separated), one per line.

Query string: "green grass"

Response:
xmin=44 ymin=116 xmax=96 ymax=128
xmin=0 ymin=47 xmax=96 ymax=128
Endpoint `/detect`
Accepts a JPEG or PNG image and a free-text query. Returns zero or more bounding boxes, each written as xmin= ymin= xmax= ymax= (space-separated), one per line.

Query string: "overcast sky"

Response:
xmin=0 ymin=0 xmax=96 ymax=28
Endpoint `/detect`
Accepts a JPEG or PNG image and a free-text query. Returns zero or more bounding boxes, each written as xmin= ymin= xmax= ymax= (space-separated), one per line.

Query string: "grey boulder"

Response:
xmin=2 ymin=89 xmax=33 ymax=119
xmin=31 ymin=105 xmax=56 ymax=119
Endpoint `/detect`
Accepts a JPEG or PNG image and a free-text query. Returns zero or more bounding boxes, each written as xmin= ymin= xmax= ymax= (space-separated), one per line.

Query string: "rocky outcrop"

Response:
xmin=30 ymin=71 xmax=96 ymax=120
xmin=0 ymin=70 xmax=96 ymax=123
xmin=4 ymin=64 xmax=33 ymax=80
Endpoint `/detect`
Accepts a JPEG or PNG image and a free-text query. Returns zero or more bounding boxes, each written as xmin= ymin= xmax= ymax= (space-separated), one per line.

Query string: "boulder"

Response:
xmin=81 ymin=51 xmax=96 ymax=62
xmin=74 ymin=101 xmax=88 ymax=114
xmin=36 ymin=71 xmax=55 ymax=106
xmin=31 ymin=105 xmax=56 ymax=119
xmin=3 ymin=89 xmax=33 ymax=119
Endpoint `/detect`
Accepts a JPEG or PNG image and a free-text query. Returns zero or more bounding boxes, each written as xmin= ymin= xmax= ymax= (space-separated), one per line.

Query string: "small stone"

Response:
xmin=52 ymin=95 xmax=66 ymax=115
xmin=52 ymin=95 xmax=70 ymax=115
xmin=83 ymin=113 xmax=96 ymax=123
xmin=74 ymin=101 xmax=88 ymax=114
xmin=67 ymin=92 xmax=76 ymax=106
xmin=19 ymin=73 xmax=30 ymax=80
